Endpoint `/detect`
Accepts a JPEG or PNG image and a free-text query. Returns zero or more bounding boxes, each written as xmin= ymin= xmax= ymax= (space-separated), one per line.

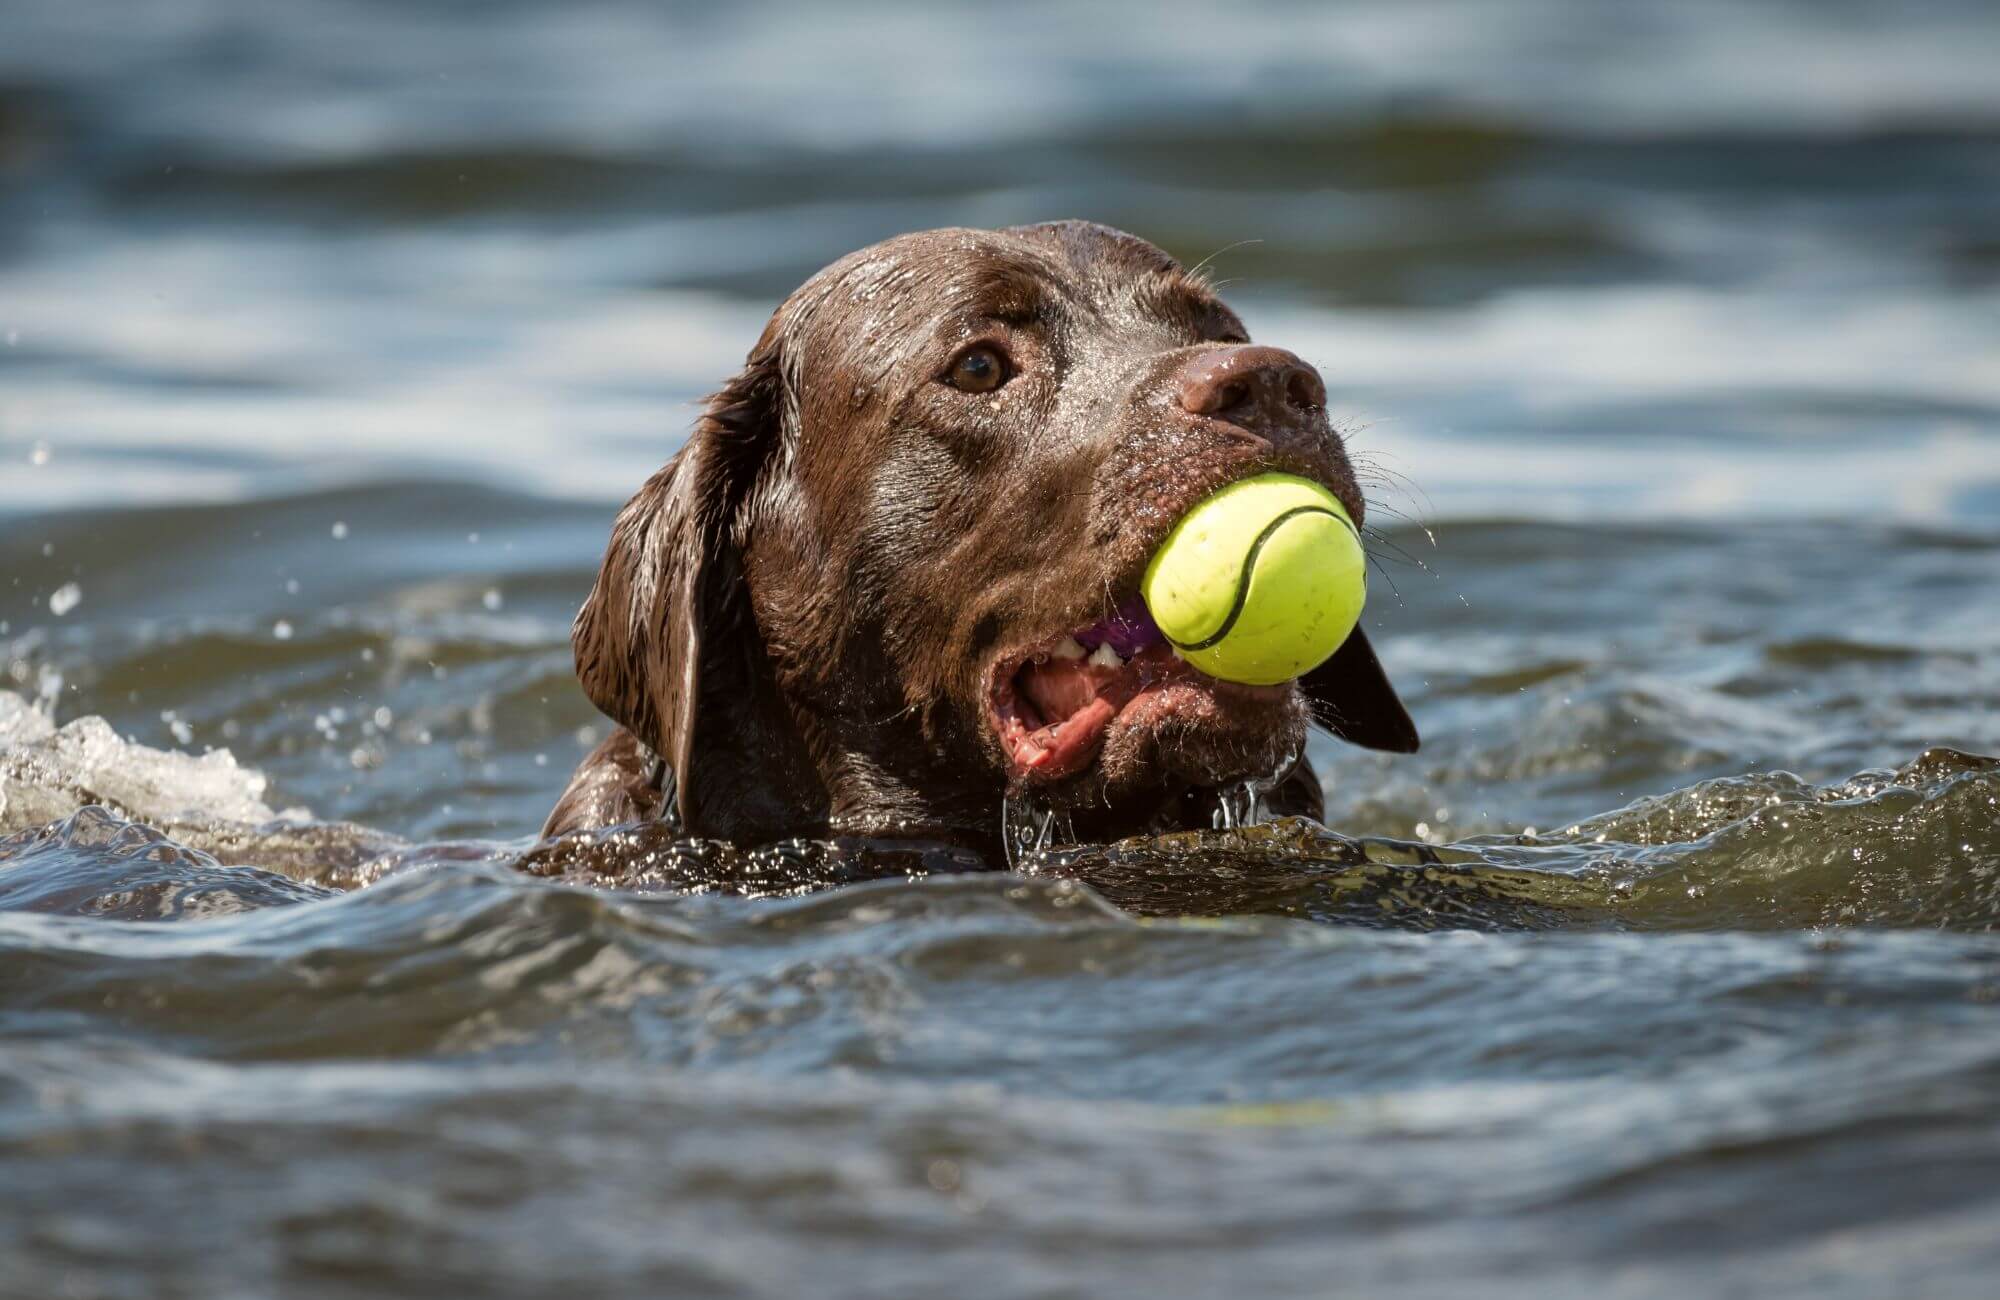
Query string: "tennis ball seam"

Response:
xmin=1167 ymin=503 xmax=1360 ymax=652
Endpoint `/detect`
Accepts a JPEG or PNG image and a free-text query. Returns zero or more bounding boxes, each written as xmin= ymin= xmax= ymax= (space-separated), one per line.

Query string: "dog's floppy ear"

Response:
xmin=571 ymin=344 xmax=782 ymax=826
xmin=1301 ymin=627 xmax=1420 ymax=753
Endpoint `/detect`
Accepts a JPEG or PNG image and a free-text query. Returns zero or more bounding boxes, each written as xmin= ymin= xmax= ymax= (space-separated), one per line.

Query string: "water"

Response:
xmin=3 ymin=1 xmax=2000 ymax=1295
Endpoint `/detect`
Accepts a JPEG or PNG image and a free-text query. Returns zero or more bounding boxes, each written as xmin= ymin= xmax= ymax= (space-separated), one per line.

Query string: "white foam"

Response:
xmin=0 ymin=690 xmax=306 ymax=835
xmin=0 ymin=693 xmax=54 ymax=749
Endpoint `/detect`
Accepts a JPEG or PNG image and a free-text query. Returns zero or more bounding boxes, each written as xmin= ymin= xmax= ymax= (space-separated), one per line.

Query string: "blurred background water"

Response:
xmin=2 ymin=2 xmax=2000 ymax=1297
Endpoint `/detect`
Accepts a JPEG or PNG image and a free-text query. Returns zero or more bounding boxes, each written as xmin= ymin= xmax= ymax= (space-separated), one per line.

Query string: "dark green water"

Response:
xmin=4 ymin=2 xmax=2000 ymax=1296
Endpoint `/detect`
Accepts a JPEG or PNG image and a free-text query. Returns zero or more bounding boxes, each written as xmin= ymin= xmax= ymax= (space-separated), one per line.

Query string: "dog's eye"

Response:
xmin=945 ymin=345 xmax=1010 ymax=393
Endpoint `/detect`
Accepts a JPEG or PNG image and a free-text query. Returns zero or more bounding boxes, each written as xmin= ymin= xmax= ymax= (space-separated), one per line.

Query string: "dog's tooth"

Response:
xmin=1088 ymin=643 xmax=1124 ymax=670
xmin=1051 ymin=636 xmax=1086 ymax=661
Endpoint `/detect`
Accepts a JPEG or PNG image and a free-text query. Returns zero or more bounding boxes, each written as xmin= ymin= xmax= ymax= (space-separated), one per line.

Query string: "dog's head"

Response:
xmin=574 ymin=221 xmax=1416 ymax=844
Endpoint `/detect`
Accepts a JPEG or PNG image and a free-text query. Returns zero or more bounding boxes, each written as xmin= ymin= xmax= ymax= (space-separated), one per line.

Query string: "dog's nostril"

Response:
xmin=1175 ymin=344 xmax=1326 ymax=427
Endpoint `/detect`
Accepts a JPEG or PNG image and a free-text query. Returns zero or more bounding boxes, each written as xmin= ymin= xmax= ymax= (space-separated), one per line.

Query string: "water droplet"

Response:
xmin=482 ymin=588 xmax=503 ymax=611
xmin=272 ymin=619 xmax=294 ymax=640
xmin=28 ymin=441 xmax=50 ymax=466
xmin=48 ymin=582 xmax=81 ymax=616
xmin=330 ymin=521 xmax=349 ymax=540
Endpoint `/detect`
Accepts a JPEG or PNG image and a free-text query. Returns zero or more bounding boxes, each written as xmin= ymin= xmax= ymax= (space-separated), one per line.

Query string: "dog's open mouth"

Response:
xmin=988 ymin=597 xmax=1291 ymax=781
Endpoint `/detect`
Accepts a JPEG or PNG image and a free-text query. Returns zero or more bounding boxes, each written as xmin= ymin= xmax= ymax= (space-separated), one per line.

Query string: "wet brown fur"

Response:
xmin=545 ymin=222 xmax=1416 ymax=854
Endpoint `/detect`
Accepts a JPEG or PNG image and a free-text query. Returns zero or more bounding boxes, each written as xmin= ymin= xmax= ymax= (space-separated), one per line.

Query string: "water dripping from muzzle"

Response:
xmin=1212 ymin=780 xmax=1262 ymax=831
xmin=1212 ymin=746 xmax=1306 ymax=831
xmin=1001 ymin=791 xmax=1077 ymax=869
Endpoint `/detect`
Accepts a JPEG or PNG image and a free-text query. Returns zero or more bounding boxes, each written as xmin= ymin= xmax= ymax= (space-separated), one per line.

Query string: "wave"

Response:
xmin=7 ymin=691 xmax=1998 ymax=932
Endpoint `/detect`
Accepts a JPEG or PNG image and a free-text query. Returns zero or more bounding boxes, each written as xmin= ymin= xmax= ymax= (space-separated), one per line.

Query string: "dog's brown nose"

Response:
xmin=1175 ymin=345 xmax=1326 ymax=439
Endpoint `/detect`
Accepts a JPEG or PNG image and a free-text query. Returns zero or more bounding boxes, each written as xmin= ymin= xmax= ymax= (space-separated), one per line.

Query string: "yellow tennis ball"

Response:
xmin=1141 ymin=473 xmax=1367 ymax=686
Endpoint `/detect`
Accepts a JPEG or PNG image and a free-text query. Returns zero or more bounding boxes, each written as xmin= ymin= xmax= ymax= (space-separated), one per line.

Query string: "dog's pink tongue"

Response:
xmin=1013 ymin=658 xmax=1119 ymax=775
xmin=1011 ymin=698 xmax=1117 ymax=773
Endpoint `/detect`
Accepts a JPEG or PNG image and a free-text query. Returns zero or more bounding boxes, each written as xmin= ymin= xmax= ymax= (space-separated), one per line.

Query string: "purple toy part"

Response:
xmin=1073 ymin=596 xmax=1165 ymax=657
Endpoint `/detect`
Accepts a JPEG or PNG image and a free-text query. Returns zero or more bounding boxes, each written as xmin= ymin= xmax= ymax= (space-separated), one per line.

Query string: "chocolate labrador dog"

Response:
xmin=544 ymin=221 xmax=1416 ymax=854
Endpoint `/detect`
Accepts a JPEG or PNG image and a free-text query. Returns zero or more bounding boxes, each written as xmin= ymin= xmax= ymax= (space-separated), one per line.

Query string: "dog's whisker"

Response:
xmin=1364 ymin=551 xmax=1407 ymax=603
xmin=1361 ymin=525 xmax=1439 ymax=572
xmin=1359 ymin=495 xmax=1413 ymax=519
xmin=1347 ymin=451 xmax=1438 ymax=521
xmin=1185 ymin=238 xmax=1264 ymax=283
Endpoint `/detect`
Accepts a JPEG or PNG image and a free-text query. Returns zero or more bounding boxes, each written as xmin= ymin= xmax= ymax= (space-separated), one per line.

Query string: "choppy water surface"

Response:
xmin=4 ymin=1 xmax=2000 ymax=1296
